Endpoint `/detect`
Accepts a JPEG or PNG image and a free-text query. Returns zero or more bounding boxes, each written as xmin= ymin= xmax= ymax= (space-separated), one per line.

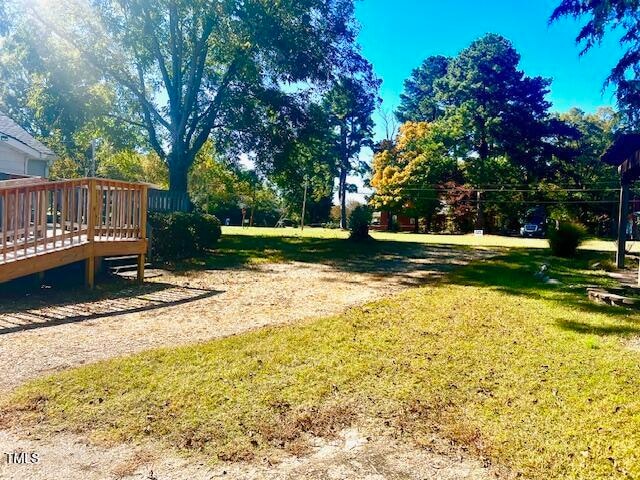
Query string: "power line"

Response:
xmin=460 ymin=181 xmax=621 ymax=188
xmin=375 ymin=191 xmax=621 ymax=203
xmin=395 ymin=187 xmax=621 ymax=193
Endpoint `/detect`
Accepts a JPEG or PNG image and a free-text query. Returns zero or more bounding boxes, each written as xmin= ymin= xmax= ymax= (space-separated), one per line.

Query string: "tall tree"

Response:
xmin=396 ymin=55 xmax=449 ymax=123
xmin=324 ymin=74 xmax=380 ymax=229
xmin=267 ymin=103 xmax=337 ymax=225
xmin=436 ymin=34 xmax=552 ymax=167
xmin=374 ymin=34 xmax=584 ymax=232
xmin=551 ymin=0 xmax=640 ymax=128
xmin=22 ymin=0 xmax=367 ymax=192
xmin=434 ymin=34 xmax=560 ymax=227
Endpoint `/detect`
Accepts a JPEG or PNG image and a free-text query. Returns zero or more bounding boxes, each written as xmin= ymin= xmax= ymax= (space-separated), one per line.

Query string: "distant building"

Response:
xmin=370 ymin=211 xmax=416 ymax=232
xmin=0 ymin=111 xmax=56 ymax=179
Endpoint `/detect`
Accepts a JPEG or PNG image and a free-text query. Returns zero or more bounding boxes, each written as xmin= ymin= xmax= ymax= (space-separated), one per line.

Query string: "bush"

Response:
xmin=348 ymin=205 xmax=373 ymax=241
xmin=149 ymin=212 xmax=221 ymax=261
xmin=190 ymin=213 xmax=223 ymax=250
xmin=548 ymin=221 xmax=587 ymax=258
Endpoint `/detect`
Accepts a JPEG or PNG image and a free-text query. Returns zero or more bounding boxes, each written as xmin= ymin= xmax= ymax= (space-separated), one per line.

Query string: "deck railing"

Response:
xmin=0 ymin=178 xmax=148 ymax=264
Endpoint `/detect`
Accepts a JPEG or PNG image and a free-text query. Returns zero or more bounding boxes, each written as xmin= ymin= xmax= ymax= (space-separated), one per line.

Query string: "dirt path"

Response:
xmin=0 ymin=427 xmax=497 ymax=480
xmin=0 ymin=246 xmax=500 ymax=480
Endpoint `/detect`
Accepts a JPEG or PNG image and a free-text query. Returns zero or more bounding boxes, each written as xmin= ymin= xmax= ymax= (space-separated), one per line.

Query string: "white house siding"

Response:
xmin=26 ymin=158 xmax=47 ymax=177
xmin=0 ymin=112 xmax=55 ymax=178
xmin=0 ymin=143 xmax=28 ymax=175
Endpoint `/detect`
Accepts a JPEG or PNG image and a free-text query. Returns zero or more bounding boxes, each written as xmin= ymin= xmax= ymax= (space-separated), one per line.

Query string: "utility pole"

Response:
xmin=475 ymin=189 xmax=484 ymax=232
xmin=90 ymin=139 xmax=97 ymax=177
xmin=617 ymin=180 xmax=630 ymax=268
xmin=300 ymin=176 xmax=308 ymax=231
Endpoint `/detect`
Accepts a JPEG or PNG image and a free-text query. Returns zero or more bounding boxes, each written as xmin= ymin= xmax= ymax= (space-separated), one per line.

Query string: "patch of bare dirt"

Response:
xmin=0 ymin=427 xmax=501 ymax=480
xmin=0 ymin=247 xmax=500 ymax=480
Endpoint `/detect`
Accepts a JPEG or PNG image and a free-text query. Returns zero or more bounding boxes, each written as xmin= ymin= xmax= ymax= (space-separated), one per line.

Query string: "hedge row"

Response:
xmin=148 ymin=212 xmax=221 ymax=261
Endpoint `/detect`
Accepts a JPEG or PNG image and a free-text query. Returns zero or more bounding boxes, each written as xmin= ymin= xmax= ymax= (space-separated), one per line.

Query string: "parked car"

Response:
xmin=520 ymin=223 xmax=545 ymax=238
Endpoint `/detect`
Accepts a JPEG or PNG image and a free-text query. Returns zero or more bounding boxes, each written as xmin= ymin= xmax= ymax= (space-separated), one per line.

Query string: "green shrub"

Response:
xmin=190 ymin=213 xmax=223 ymax=250
xmin=348 ymin=205 xmax=373 ymax=241
xmin=548 ymin=221 xmax=587 ymax=257
xmin=149 ymin=212 xmax=221 ymax=261
xmin=590 ymin=258 xmax=617 ymax=272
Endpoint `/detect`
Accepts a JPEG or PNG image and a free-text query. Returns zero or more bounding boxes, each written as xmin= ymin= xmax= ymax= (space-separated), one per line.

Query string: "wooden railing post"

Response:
xmin=137 ymin=184 xmax=148 ymax=284
xmin=85 ymin=178 xmax=97 ymax=289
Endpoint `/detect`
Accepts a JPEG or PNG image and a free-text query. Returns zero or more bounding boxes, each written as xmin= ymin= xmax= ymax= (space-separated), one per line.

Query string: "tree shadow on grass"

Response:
xmin=555 ymin=318 xmax=640 ymax=336
xmin=447 ymin=248 xmax=640 ymax=335
xmin=175 ymin=234 xmax=493 ymax=282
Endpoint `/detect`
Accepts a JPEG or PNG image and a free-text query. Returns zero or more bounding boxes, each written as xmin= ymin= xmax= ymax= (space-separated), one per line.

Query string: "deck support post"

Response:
xmin=85 ymin=178 xmax=98 ymax=289
xmin=85 ymin=255 xmax=95 ymax=289
xmin=137 ymin=254 xmax=145 ymax=284
xmin=617 ymin=181 xmax=630 ymax=269
xmin=137 ymin=184 xmax=149 ymax=285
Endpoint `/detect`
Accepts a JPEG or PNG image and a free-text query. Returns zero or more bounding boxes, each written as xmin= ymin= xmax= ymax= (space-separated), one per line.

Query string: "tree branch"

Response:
xmin=187 ymin=55 xmax=243 ymax=157
xmin=136 ymin=63 xmax=167 ymax=159
xmin=27 ymin=4 xmax=172 ymax=137
xmin=178 ymin=16 xmax=215 ymax=139
xmin=140 ymin=5 xmax=174 ymax=101
xmin=104 ymin=113 xmax=147 ymax=129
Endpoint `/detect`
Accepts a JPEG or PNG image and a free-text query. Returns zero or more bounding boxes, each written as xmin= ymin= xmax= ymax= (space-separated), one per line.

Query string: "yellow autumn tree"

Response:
xmin=370 ymin=121 xmax=459 ymax=226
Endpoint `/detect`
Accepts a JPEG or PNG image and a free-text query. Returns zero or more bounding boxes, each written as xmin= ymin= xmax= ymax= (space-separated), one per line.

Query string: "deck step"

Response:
xmin=115 ymin=269 xmax=165 ymax=280
xmin=104 ymin=255 xmax=138 ymax=262
xmin=110 ymin=263 xmax=151 ymax=274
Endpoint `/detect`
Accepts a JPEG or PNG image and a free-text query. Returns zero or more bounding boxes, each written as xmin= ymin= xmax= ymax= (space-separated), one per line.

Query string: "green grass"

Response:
xmin=188 ymin=226 xmax=628 ymax=272
xmin=185 ymin=227 xmax=478 ymax=271
xmin=223 ymin=226 xmax=637 ymax=253
xmin=3 ymin=244 xmax=640 ymax=478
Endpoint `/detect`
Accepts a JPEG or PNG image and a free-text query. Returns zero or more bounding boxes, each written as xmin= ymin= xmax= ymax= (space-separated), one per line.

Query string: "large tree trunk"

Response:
xmin=168 ymin=149 xmax=191 ymax=193
xmin=339 ymin=167 xmax=348 ymax=230
xmin=169 ymin=163 xmax=189 ymax=193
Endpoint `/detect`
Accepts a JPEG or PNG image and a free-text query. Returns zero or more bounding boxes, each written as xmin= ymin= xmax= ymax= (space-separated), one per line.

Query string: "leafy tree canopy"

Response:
xmin=370 ymin=121 xmax=459 ymax=221
xmin=371 ymin=34 xmax=618 ymax=233
xmin=267 ymin=103 xmax=337 ymax=224
xmin=394 ymin=34 xmax=571 ymax=180
xmin=396 ymin=55 xmax=449 ymax=123
xmin=323 ymin=72 xmax=380 ymax=227
xmin=0 ymin=6 xmax=142 ymax=170
xmin=551 ymin=0 xmax=640 ymax=128
xmin=16 ymin=0 xmax=369 ymax=192
xmin=436 ymin=34 xmax=555 ymax=170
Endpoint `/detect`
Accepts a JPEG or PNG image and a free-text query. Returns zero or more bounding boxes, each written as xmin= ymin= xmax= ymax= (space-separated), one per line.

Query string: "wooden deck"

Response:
xmin=0 ymin=178 xmax=148 ymax=287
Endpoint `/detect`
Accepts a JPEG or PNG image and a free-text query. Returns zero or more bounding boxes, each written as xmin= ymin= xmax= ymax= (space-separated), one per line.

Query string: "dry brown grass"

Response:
xmin=110 ymin=449 xmax=157 ymax=479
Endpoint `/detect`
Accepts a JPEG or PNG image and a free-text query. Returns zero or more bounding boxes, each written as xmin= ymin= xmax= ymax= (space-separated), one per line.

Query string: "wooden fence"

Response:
xmin=148 ymin=189 xmax=192 ymax=213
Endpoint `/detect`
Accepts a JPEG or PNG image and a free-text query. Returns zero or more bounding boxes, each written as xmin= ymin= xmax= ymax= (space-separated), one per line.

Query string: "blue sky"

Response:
xmin=355 ymin=0 xmax=622 ymax=140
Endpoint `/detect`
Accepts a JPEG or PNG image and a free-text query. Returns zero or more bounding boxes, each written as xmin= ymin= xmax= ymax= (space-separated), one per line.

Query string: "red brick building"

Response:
xmin=370 ymin=211 xmax=416 ymax=232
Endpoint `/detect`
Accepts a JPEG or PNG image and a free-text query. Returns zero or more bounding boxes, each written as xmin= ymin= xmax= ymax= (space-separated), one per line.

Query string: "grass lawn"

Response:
xmin=223 ymin=226 xmax=638 ymax=253
xmin=186 ymin=226 xmax=481 ymax=271
xmin=3 ymin=236 xmax=640 ymax=479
